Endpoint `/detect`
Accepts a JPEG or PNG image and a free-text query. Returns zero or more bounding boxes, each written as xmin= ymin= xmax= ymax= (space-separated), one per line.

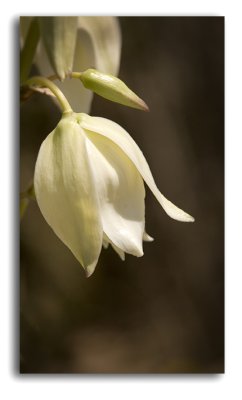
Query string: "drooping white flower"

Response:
xmin=34 ymin=112 xmax=194 ymax=277
xmin=20 ymin=17 xmax=121 ymax=112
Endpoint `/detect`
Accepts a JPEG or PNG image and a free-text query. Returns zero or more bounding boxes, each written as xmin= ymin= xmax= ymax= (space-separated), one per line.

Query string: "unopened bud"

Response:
xmin=79 ymin=69 xmax=149 ymax=111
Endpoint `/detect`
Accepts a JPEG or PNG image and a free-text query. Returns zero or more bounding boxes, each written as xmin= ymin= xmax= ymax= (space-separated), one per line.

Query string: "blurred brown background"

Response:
xmin=20 ymin=17 xmax=224 ymax=373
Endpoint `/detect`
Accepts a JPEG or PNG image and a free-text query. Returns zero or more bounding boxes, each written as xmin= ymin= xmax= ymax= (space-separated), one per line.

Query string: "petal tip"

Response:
xmin=85 ymin=261 xmax=98 ymax=278
xmin=136 ymin=98 xmax=149 ymax=112
xmin=142 ymin=101 xmax=149 ymax=112
xmin=158 ymin=194 xmax=195 ymax=223
xmin=136 ymin=248 xmax=144 ymax=258
xmin=174 ymin=212 xmax=195 ymax=223
xmin=180 ymin=212 xmax=195 ymax=223
xmin=143 ymin=232 xmax=154 ymax=242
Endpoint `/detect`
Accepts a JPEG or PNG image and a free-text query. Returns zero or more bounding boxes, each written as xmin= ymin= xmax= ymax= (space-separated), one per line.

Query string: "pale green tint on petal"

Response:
xmin=38 ymin=17 xmax=78 ymax=80
xmin=80 ymin=114 xmax=194 ymax=223
xmin=78 ymin=17 xmax=121 ymax=76
xmin=85 ymin=129 xmax=145 ymax=257
xmin=34 ymin=115 xmax=103 ymax=276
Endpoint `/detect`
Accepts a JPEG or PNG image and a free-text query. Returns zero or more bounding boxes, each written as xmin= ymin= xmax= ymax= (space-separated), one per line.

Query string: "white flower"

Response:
xmin=34 ymin=112 xmax=194 ymax=277
xmin=20 ymin=17 xmax=121 ymax=112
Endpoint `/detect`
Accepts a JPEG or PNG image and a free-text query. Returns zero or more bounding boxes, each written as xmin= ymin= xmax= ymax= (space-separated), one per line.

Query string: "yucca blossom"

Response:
xmin=34 ymin=112 xmax=194 ymax=277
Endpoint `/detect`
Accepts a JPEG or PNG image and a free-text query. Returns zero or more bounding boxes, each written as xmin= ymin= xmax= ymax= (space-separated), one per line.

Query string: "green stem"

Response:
xmin=47 ymin=72 xmax=82 ymax=81
xmin=24 ymin=76 xmax=73 ymax=113
xmin=70 ymin=72 xmax=82 ymax=79
xmin=20 ymin=18 xmax=40 ymax=84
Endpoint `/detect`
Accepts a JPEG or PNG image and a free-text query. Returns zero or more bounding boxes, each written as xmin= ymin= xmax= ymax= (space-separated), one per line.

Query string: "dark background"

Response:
xmin=20 ymin=17 xmax=224 ymax=373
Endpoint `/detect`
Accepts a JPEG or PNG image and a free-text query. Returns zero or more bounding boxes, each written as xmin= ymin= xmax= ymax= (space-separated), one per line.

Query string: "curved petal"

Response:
xmin=80 ymin=114 xmax=194 ymax=222
xmin=34 ymin=115 xmax=103 ymax=277
xmin=59 ymin=16 xmax=122 ymax=112
xmin=38 ymin=17 xmax=78 ymax=80
xmin=56 ymin=29 xmax=96 ymax=113
xmin=78 ymin=17 xmax=122 ymax=76
xmin=85 ymin=129 xmax=145 ymax=257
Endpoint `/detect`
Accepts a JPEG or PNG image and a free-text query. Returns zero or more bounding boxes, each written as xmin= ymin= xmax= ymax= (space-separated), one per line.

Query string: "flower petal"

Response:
xmin=103 ymin=234 xmax=125 ymax=260
xmin=80 ymin=114 xmax=194 ymax=222
xmin=143 ymin=232 xmax=154 ymax=242
xmin=34 ymin=114 xmax=103 ymax=277
xmin=56 ymin=28 xmax=95 ymax=113
xmin=58 ymin=16 xmax=121 ymax=112
xmin=38 ymin=17 xmax=78 ymax=80
xmin=102 ymin=234 xmax=110 ymax=249
xmin=78 ymin=17 xmax=121 ymax=76
xmin=111 ymin=243 xmax=125 ymax=261
xmin=85 ymin=129 xmax=145 ymax=257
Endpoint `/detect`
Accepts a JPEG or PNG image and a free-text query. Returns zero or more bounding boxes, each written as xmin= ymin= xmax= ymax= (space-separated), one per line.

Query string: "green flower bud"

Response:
xmin=79 ymin=68 xmax=149 ymax=111
xmin=38 ymin=17 xmax=78 ymax=80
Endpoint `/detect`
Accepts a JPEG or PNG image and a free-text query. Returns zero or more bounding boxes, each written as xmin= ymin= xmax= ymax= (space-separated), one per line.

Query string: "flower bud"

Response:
xmin=79 ymin=69 xmax=149 ymax=111
xmin=38 ymin=17 xmax=78 ymax=80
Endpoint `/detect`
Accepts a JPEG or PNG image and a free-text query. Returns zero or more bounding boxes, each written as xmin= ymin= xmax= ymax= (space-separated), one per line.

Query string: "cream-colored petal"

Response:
xmin=34 ymin=114 xmax=103 ymax=277
xmin=38 ymin=17 xmax=78 ymax=80
xmin=80 ymin=114 xmax=194 ymax=222
xmin=111 ymin=243 xmax=125 ymax=261
xmin=143 ymin=232 xmax=154 ymax=242
xmin=85 ymin=129 xmax=145 ymax=257
xmin=102 ymin=234 xmax=109 ymax=249
xmin=56 ymin=29 xmax=95 ymax=113
xmin=102 ymin=234 xmax=125 ymax=260
xmin=78 ymin=17 xmax=121 ymax=76
xmin=59 ymin=16 xmax=121 ymax=112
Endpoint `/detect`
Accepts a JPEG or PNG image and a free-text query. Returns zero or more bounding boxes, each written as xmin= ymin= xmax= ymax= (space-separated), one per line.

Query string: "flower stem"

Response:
xmin=24 ymin=76 xmax=73 ymax=113
xmin=47 ymin=72 xmax=82 ymax=81
xmin=20 ymin=18 xmax=40 ymax=84
xmin=70 ymin=72 xmax=82 ymax=79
